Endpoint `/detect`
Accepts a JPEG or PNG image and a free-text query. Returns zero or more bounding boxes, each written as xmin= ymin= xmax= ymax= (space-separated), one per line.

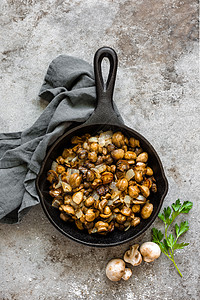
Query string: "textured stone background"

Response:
xmin=0 ymin=0 xmax=199 ymax=299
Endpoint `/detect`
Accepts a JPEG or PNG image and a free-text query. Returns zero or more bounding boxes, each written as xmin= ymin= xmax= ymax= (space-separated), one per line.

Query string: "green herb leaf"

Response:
xmin=179 ymin=201 xmax=193 ymax=214
xmin=159 ymin=241 xmax=168 ymax=253
xmin=172 ymin=199 xmax=182 ymax=212
xmin=152 ymin=199 xmax=192 ymax=277
xmin=175 ymin=221 xmax=189 ymax=238
xmin=166 ymin=234 xmax=175 ymax=249
xmin=163 ymin=239 xmax=170 ymax=251
xmin=173 ymin=242 xmax=189 ymax=250
xmin=152 ymin=228 xmax=164 ymax=243
xmin=164 ymin=206 xmax=172 ymax=224
xmin=158 ymin=213 xmax=166 ymax=223
xmin=158 ymin=206 xmax=172 ymax=225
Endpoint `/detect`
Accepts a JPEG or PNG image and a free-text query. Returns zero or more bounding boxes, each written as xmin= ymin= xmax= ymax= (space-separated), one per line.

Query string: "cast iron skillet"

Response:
xmin=36 ymin=47 xmax=168 ymax=247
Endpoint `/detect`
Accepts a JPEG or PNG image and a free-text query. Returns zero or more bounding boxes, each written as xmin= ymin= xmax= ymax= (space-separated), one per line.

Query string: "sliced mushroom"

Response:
xmin=124 ymin=244 xmax=142 ymax=266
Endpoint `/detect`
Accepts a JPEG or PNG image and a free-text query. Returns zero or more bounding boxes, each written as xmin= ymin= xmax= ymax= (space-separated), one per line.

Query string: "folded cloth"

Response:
xmin=0 ymin=54 xmax=122 ymax=223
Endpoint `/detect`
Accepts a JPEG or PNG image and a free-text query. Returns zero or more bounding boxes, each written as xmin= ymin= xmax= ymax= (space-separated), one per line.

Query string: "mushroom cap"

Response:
xmin=106 ymin=259 xmax=125 ymax=281
xmin=124 ymin=244 xmax=142 ymax=266
xmin=140 ymin=242 xmax=161 ymax=262
xmin=122 ymin=268 xmax=132 ymax=281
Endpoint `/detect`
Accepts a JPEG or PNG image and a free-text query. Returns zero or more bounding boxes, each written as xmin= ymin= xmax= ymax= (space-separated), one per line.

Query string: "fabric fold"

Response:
xmin=0 ymin=54 xmax=122 ymax=223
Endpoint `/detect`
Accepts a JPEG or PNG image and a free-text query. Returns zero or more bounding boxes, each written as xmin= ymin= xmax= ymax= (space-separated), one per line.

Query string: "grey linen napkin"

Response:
xmin=0 ymin=54 xmax=122 ymax=223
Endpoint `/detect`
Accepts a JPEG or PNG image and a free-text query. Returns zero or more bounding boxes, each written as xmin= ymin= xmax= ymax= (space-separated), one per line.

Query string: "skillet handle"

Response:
xmin=85 ymin=47 xmax=122 ymax=125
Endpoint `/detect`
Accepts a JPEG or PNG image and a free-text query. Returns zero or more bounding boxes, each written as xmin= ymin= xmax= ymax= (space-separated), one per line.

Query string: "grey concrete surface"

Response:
xmin=0 ymin=0 xmax=199 ymax=299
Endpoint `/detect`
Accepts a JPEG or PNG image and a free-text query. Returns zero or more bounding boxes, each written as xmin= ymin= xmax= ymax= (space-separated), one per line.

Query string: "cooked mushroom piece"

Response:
xmin=128 ymin=185 xmax=140 ymax=198
xmin=95 ymin=221 xmax=109 ymax=234
xmin=141 ymin=202 xmax=153 ymax=219
xmin=85 ymin=196 xmax=95 ymax=207
xmin=56 ymin=165 xmax=66 ymax=174
xmin=88 ymin=151 xmax=98 ymax=162
xmin=69 ymin=173 xmax=82 ymax=188
xmin=112 ymin=132 xmax=125 ymax=147
xmin=107 ymin=143 xmax=115 ymax=153
xmin=90 ymin=142 xmax=99 ymax=152
xmin=140 ymin=242 xmax=161 ymax=262
xmin=105 ymin=259 xmax=126 ymax=281
xmin=47 ymin=130 xmax=157 ymax=234
xmin=91 ymin=178 xmax=102 ymax=189
xmin=146 ymin=166 xmax=153 ymax=176
xmin=116 ymin=160 xmax=129 ymax=172
xmin=134 ymin=170 xmax=143 ymax=182
xmin=116 ymin=178 xmax=128 ymax=191
xmin=60 ymin=212 xmax=70 ymax=222
xmin=139 ymin=185 xmax=150 ymax=198
xmin=85 ymin=209 xmax=96 ymax=222
xmin=136 ymin=152 xmax=148 ymax=163
xmin=49 ymin=188 xmax=62 ymax=197
xmin=86 ymin=170 xmax=95 ymax=182
xmin=71 ymin=136 xmax=83 ymax=144
xmin=111 ymin=149 xmax=124 ymax=160
xmin=101 ymin=172 xmax=114 ymax=185
xmin=47 ymin=170 xmax=58 ymax=184
xmin=124 ymin=244 xmax=142 ymax=266
xmin=129 ymin=137 xmax=140 ymax=148
xmin=131 ymin=216 xmax=141 ymax=227
xmin=61 ymin=204 xmax=75 ymax=216
xmin=124 ymin=151 xmax=137 ymax=160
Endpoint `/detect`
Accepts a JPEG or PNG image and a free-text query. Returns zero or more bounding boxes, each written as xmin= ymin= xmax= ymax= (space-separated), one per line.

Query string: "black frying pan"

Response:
xmin=36 ymin=47 xmax=168 ymax=247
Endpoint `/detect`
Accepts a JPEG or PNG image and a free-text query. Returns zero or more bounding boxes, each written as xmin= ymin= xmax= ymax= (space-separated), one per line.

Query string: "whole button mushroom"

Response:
xmin=140 ymin=242 xmax=161 ymax=262
xmin=105 ymin=259 xmax=126 ymax=281
xmin=122 ymin=268 xmax=132 ymax=281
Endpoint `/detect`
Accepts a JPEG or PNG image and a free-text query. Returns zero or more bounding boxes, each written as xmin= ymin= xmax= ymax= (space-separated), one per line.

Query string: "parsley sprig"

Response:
xmin=152 ymin=199 xmax=193 ymax=277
